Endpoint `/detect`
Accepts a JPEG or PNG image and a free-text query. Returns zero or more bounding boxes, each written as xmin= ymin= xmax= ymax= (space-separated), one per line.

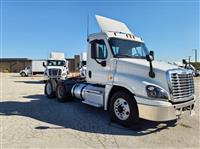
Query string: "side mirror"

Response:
xmin=146 ymin=51 xmax=155 ymax=78
xmin=149 ymin=51 xmax=154 ymax=60
xmin=100 ymin=61 xmax=106 ymax=67
xmin=182 ymin=59 xmax=187 ymax=65
xmin=43 ymin=62 xmax=46 ymax=67
xmin=146 ymin=51 xmax=154 ymax=61
xmin=182 ymin=59 xmax=188 ymax=68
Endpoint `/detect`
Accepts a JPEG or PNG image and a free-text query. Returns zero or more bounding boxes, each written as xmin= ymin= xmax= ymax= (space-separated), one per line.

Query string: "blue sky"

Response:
xmin=1 ymin=0 xmax=199 ymax=62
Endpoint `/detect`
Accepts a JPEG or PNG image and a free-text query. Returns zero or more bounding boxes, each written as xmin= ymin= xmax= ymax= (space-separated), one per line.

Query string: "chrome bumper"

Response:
xmin=136 ymin=97 xmax=195 ymax=121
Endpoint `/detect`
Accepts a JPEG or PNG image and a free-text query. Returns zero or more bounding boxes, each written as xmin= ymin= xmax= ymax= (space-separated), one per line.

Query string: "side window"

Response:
xmin=112 ymin=46 xmax=120 ymax=55
xmin=91 ymin=40 xmax=107 ymax=59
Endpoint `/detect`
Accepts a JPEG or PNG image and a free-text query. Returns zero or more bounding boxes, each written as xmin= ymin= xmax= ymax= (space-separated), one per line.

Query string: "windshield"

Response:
xmin=109 ymin=38 xmax=149 ymax=58
xmin=26 ymin=66 xmax=31 ymax=70
xmin=47 ymin=60 xmax=65 ymax=66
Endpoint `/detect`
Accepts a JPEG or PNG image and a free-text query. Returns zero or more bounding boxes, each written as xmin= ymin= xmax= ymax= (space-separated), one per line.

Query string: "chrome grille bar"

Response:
xmin=168 ymin=69 xmax=194 ymax=102
xmin=48 ymin=69 xmax=61 ymax=77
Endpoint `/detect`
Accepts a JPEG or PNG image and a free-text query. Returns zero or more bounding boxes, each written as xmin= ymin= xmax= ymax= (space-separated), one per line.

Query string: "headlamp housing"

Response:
xmin=146 ymin=85 xmax=169 ymax=100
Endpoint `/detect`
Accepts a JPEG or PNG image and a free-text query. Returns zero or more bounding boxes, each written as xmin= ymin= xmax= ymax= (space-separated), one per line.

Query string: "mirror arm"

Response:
xmin=94 ymin=58 xmax=101 ymax=65
xmin=94 ymin=58 xmax=106 ymax=67
xmin=149 ymin=61 xmax=155 ymax=78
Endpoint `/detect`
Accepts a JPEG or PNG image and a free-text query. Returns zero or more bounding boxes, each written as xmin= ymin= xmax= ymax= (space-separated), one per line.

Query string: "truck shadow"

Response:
xmin=14 ymin=81 xmax=44 ymax=84
xmin=0 ymin=94 xmax=176 ymax=136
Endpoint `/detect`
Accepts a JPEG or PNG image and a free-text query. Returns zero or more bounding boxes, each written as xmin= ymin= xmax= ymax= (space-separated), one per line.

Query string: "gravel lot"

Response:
xmin=0 ymin=73 xmax=199 ymax=148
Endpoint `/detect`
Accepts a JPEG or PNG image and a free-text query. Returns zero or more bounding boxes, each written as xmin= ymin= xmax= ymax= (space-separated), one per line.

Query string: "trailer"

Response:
xmin=44 ymin=15 xmax=195 ymax=127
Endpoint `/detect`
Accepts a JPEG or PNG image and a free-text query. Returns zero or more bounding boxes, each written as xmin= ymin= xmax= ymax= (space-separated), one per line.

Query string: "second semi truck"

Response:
xmin=43 ymin=52 xmax=69 ymax=80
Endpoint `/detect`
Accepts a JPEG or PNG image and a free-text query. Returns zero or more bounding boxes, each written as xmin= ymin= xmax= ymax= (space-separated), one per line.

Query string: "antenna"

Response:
xmin=87 ymin=14 xmax=89 ymax=41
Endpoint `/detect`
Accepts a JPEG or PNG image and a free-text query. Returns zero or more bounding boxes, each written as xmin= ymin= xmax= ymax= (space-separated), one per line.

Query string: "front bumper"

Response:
xmin=135 ymin=96 xmax=195 ymax=121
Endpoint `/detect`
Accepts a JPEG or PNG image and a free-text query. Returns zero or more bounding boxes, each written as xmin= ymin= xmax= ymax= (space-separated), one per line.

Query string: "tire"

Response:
xmin=56 ymin=82 xmax=73 ymax=102
xmin=110 ymin=91 xmax=139 ymax=127
xmin=21 ymin=72 xmax=26 ymax=77
xmin=56 ymin=83 xmax=67 ymax=102
xmin=45 ymin=80 xmax=55 ymax=98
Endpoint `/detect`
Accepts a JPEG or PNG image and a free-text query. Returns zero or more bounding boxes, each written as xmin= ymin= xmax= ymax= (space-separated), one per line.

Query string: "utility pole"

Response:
xmin=87 ymin=14 xmax=89 ymax=39
xmin=192 ymin=49 xmax=197 ymax=62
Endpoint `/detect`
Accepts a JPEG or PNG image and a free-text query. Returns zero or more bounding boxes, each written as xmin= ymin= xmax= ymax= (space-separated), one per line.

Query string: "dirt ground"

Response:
xmin=0 ymin=73 xmax=200 ymax=148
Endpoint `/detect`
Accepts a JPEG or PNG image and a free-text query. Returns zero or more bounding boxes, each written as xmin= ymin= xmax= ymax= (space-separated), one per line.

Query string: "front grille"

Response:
xmin=169 ymin=70 xmax=194 ymax=102
xmin=48 ymin=69 xmax=61 ymax=77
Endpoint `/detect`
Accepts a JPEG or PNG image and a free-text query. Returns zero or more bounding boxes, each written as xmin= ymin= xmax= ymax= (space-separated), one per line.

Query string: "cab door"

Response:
xmin=86 ymin=38 xmax=111 ymax=85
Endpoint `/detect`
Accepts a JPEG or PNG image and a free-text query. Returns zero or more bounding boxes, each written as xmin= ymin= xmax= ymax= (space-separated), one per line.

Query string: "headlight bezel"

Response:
xmin=146 ymin=85 xmax=169 ymax=100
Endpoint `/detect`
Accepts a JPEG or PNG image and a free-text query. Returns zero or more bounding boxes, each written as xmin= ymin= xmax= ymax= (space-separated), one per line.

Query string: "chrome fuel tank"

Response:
xmin=71 ymin=83 xmax=105 ymax=107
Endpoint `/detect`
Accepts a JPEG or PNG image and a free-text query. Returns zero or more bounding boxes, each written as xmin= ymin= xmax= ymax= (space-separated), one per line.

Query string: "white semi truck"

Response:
xmin=20 ymin=60 xmax=46 ymax=77
xmin=43 ymin=52 xmax=69 ymax=80
xmin=44 ymin=15 xmax=195 ymax=126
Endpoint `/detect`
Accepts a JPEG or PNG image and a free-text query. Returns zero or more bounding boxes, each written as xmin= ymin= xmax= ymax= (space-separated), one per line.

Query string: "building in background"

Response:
xmin=0 ymin=55 xmax=80 ymax=73
xmin=0 ymin=58 xmax=31 ymax=73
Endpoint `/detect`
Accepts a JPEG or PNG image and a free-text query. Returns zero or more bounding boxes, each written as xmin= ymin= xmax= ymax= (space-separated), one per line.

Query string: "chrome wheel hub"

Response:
xmin=114 ymin=98 xmax=130 ymax=120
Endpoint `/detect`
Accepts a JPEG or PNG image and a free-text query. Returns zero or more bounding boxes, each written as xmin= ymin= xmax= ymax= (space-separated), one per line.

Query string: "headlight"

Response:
xmin=146 ymin=85 xmax=168 ymax=99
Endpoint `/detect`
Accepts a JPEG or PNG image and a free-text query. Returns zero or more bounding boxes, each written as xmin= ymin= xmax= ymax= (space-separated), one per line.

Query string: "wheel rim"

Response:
xmin=58 ymin=85 xmax=65 ymax=98
xmin=114 ymin=98 xmax=130 ymax=120
xmin=46 ymin=82 xmax=52 ymax=95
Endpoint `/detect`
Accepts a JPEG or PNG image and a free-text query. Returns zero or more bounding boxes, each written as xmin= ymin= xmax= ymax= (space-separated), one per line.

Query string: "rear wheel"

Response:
xmin=110 ymin=91 xmax=139 ymax=127
xmin=45 ymin=80 xmax=55 ymax=98
xmin=56 ymin=83 xmax=67 ymax=102
xmin=56 ymin=82 xmax=73 ymax=102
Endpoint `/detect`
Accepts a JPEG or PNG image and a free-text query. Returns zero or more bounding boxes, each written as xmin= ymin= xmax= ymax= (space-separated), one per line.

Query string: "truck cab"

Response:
xmin=44 ymin=52 xmax=69 ymax=80
xmin=20 ymin=66 xmax=31 ymax=77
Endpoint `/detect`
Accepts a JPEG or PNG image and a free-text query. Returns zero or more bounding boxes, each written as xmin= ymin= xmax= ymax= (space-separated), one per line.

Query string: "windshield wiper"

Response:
xmin=115 ymin=54 xmax=134 ymax=58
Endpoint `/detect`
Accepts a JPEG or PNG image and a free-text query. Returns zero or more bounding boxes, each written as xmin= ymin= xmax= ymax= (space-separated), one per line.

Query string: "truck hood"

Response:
xmin=117 ymin=58 xmax=179 ymax=72
xmin=115 ymin=58 xmax=183 ymax=92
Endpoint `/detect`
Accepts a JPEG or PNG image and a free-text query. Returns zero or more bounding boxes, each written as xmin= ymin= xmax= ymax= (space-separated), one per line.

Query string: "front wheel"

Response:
xmin=21 ymin=72 xmax=26 ymax=77
xmin=110 ymin=91 xmax=139 ymax=127
xmin=45 ymin=80 xmax=55 ymax=98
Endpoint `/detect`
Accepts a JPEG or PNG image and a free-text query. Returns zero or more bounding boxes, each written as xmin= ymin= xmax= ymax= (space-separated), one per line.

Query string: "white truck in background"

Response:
xmin=43 ymin=52 xmax=69 ymax=80
xmin=171 ymin=60 xmax=200 ymax=77
xmin=20 ymin=60 xmax=46 ymax=77
xmin=79 ymin=52 xmax=87 ymax=78
xmin=44 ymin=15 xmax=195 ymax=127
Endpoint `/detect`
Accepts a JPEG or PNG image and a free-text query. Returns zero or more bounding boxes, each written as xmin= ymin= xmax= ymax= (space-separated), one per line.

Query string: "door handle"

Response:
xmin=88 ymin=70 xmax=92 ymax=78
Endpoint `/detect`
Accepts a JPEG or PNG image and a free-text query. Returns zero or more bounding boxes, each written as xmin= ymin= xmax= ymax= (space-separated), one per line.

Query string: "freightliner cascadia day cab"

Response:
xmin=43 ymin=52 xmax=69 ymax=81
xmin=20 ymin=60 xmax=46 ymax=77
xmin=44 ymin=15 xmax=195 ymax=126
